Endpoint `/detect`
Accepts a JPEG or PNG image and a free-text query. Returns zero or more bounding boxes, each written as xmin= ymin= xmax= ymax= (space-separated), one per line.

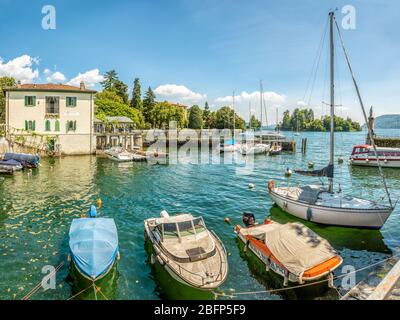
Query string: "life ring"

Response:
xmin=267 ymin=180 xmax=275 ymax=191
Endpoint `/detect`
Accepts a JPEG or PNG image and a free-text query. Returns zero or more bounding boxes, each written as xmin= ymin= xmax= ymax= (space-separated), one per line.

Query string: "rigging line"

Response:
xmin=214 ymin=252 xmax=400 ymax=297
xmin=67 ymin=282 xmax=94 ymax=300
xmin=302 ymin=16 xmax=329 ymax=104
xmin=334 ymin=19 xmax=393 ymax=209
xmin=307 ymin=18 xmax=329 ymax=107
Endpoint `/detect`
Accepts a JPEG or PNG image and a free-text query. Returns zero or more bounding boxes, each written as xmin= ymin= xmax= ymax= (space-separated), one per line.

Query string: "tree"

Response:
xmin=130 ymin=78 xmax=142 ymax=110
xmin=95 ymin=90 xmax=143 ymax=128
xmin=203 ymin=101 xmax=211 ymax=128
xmin=281 ymin=110 xmax=291 ymax=130
xmin=188 ymin=105 xmax=203 ymax=129
xmin=100 ymin=70 xmax=129 ymax=103
xmin=249 ymin=115 xmax=261 ymax=129
xmin=0 ymin=77 xmax=16 ymax=123
xmin=142 ymin=87 xmax=156 ymax=127
xmin=214 ymin=106 xmax=245 ymax=130
xmin=149 ymin=102 xmax=185 ymax=129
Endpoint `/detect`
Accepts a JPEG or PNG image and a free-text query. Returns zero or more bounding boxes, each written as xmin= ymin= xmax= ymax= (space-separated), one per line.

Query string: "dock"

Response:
xmin=341 ymin=255 xmax=400 ymax=300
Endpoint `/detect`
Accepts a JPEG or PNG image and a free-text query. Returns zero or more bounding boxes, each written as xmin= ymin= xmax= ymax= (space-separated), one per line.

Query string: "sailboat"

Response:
xmin=268 ymin=11 xmax=395 ymax=229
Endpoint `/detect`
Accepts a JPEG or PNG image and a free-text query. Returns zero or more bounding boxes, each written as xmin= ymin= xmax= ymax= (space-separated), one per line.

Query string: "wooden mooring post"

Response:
xmin=301 ymin=138 xmax=307 ymax=153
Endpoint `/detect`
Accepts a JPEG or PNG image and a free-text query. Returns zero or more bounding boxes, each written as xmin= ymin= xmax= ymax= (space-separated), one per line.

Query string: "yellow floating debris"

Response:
xmin=97 ymin=198 xmax=102 ymax=209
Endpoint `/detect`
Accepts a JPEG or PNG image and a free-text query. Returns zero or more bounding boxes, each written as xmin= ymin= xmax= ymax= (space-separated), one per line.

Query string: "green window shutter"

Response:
xmin=33 ymin=120 xmax=36 ymax=131
xmin=74 ymin=97 xmax=77 ymax=107
xmin=45 ymin=120 xmax=51 ymax=131
xmin=25 ymin=120 xmax=28 ymax=130
xmin=33 ymin=96 xmax=36 ymax=106
xmin=66 ymin=97 xmax=70 ymax=107
xmin=24 ymin=96 xmax=28 ymax=106
xmin=55 ymin=120 xmax=60 ymax=131
xmin=73 ymin=120 xmax=77 ymax=131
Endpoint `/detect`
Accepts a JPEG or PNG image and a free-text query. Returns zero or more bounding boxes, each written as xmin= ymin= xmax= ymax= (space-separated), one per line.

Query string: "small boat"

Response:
xmin=240 ymin=143 xmax=270 ymax=155
xmin=350 ymin=144 xmax=400 ymax=168
xmin=144 ymin=211 xmax=228 ymax=290
xmin=219 ymin=138 xmax=241 ymax=153
xmin=68 ymin=206 xmax=119 ymax=281
xmin=269 ymin=143 xmax=282 ymax=155
xmin=2 ymin=152 xmax=40 ymax=168
xmin=104 ymin=146 xmax=134 ymax=162
xmin=235 ymin=213 xmax=342 ymax=286
xmin=0 ymin=159 xmax=23 ymax=172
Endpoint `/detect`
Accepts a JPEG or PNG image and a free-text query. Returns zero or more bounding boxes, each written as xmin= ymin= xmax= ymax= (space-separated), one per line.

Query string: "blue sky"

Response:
xmin=0 ymin=0 xmax=399 ymax=122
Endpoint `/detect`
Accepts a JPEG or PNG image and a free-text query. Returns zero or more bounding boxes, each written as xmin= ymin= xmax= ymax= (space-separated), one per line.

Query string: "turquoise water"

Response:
xmin=0 ymin=129 xmax=399 ymax=300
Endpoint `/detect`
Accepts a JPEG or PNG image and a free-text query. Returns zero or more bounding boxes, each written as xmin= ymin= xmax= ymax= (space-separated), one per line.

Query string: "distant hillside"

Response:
xmin=373 ymin=114 xmax=400 ymax=129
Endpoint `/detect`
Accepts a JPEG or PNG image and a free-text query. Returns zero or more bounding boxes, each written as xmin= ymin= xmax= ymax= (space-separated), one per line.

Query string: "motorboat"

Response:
xmin=104 ymin=146 xmax=135 ymax=162
xmin=235 ymin=213 xmax=342 ymax=286
xmin=144 ymin=211 xmax=228 ymax=290
xmin=219 ymin=138 xmax=241 ymax=153
xmin=0 ymin=159 xmax=23 ymax=172
xmin=269 ymin=11 xmax=395 ymax=229
xmin=269 ymin=143 xmax=282 ymax=155
xmin=68 ymin=206 xmax=119 ymax=282
xmin=2 ymin=152 xmax=40 ymax=168
xmin=240 ymin=143 xmax=270 ymax=155
xmin=350 ymin=144 xmax=400 ymax=168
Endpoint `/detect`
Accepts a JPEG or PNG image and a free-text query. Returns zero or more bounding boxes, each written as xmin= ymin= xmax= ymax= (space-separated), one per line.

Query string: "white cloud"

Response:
xmin=297 ymin=100 xmax=307 ymax=107
xmin=154 ymin=84 xmax=206 ymax=103
xmin=215 ymin=90 xmax=287 ymax=106
xmin=44 ymin=70 xmax=66 ymax=83
xmin=67 ymin=69 xmax=104 ymax=87
xmin=0 ymin=55 xmax=39 ymax=83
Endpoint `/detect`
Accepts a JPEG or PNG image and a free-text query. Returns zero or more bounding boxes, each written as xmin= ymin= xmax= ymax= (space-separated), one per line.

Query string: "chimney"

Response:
xmin=17 ymin=80 xmax=21 ymax=88
xmin=80 ymin=81 xmax=85 ymax=91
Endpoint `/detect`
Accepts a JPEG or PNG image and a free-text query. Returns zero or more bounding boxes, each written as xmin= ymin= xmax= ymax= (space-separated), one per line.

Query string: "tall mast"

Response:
xmin=276 ymin=108 xmax=279 ymax=132
xmin=232 ymin=91 xmax=235 ymax=133
xmin=259 ymin=80 xmax=263 ymax=129
xmin=249 ymin=102 xmax=251 ymax=130
xmin=328 ymin=11 xmax=335 ymax=192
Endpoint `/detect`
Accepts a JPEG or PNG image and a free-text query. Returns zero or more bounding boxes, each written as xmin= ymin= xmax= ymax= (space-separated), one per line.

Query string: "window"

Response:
xmin=66 ymin=97 xmax=77 ymax=107
xmin=45 ymin=120 xmax=51 ymax=131
xmin=55 ymin=120 xmax=60 ymax=132
xmin=24 ymin=120 xmax=36 ymax=131
xmin=67 ymin=120 xmax=77 ymax=132
xmin=46 ymin=97 xmax=60 ymax=114
xmin=24 ymin=96 xmax=36 ymax=107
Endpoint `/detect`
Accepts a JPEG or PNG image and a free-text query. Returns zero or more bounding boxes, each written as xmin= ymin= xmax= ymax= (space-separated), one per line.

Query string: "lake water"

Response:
xmin=1 ymin=129 xmax=400 ymax=300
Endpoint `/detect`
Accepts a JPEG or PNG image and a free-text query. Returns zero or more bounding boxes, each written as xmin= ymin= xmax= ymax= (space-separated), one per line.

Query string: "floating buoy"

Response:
xmin=285 ymin=168 xmax=292 ymax=177
xmin=338 ymin=156 xmax=344 ymax=164
xmin=97 ymin=198 xmax=102 ymax=209
xmin=248 ymin=183 xmax=255 ymax=189
xmin=224 ymin=217 xmax=231 ymax=224
xmin=308 ymin=161 xmax=314 ymax=168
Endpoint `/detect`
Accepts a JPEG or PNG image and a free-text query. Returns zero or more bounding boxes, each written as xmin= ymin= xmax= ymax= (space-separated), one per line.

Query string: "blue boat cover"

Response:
xmin=3 ymin=153 xmax=40 ymax=167
xmin=224 ymin=138 xmax=236 ymax=145
xmin=0 ymin=159 xmax=22 ymax=167
xmin=69 ymin=218 xmax=118 ymax=279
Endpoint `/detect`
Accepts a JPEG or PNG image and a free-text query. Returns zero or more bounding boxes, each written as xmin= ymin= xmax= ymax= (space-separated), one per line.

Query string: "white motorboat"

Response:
xmin=350 ymin=144 xmax=400 ymax=168
xmin=144 ymin=211 xmax=228 ymax=290
xmin=104 ymin=147 xmax=134 ymax=162
xmin=268 ymin=11 xmax=395 ymax=229
xmin=219 ymin=139 xmax=241 ymax=153
xmin=240 ymin=143 xmax=270 ymax=155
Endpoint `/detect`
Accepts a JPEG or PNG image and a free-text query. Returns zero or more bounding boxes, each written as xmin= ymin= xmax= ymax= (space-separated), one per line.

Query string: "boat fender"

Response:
xmin=117 ymin=251 xmax=121 ymax=260
xmin=283 ymin=201 xmax=288 ymax=209
xmin=265 ymin=257 xmax=270 ymax=272
xmin=243 ymin=240 xmax=249 ymax=253
xmin=160 ymin=210 xmax=169 ymax=218
xmin=157 ymin=255 xmax=165 ymax=266
xmin=384 ymin=159 xmax=388 ymax=163
xmin=150 ymin=254 xmax=156 ymax=265
xmin=67 ymin=254 xmax=71 ymax=262
xmin=283 ymin=270 xmax=289 ymax=287
xmin=327 ymin=272 xmax=334 ymax=288
xmin=267 ymin=180 xmax=275 ymax=191
xmin=234 ymin=225 xmax=241 ymax=234
xmin=298 ymin=271 xmax=305 ymax=285
xmin=366 ymin=159 xmax=369 ymax=163
xmin=224 ymin=217 xmax=231 ymax=224
xmin=89 ymin=205 xmax=97 ymax=218
xmin=97 ymin=198 xmax=102 ymax=209
xmin=248 ymin=183 xmax=255 ymax=189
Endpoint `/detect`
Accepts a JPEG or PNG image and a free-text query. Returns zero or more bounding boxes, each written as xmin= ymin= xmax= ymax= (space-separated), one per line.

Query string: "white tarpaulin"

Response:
xmin=263 ymin=222 xmax=337 ymax=277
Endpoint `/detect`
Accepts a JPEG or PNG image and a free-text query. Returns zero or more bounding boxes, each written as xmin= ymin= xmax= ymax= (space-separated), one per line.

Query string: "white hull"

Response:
xmin=350 ymin=159 xmax=400 ymax=168
xmin=106 ymin=154 xmax=133 ymax=162
xmin=220 ymin=144 xmax=241 ymax=153
xmin=240 ymin=144 xmax=270 ymax=155
xmin=269 ymin=188 xmax=392 ymax=229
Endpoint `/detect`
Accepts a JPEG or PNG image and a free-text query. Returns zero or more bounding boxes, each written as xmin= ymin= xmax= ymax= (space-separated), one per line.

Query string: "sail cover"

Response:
xmin=69 ymin=218 xmax=118 ymax=279
xmin=295 ymin=164 xmax=333 ymax=178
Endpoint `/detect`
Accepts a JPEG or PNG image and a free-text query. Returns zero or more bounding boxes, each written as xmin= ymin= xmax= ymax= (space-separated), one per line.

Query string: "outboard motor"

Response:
xmin=242 ymin=212 xmax=256 ymax=227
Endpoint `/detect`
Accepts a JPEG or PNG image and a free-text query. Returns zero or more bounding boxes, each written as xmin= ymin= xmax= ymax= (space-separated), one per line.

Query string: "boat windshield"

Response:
xmin=160 ymin=217 xmax=206 ymax=239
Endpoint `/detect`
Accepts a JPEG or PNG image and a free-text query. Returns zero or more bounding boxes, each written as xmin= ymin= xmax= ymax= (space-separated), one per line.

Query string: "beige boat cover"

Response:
xmin=263 ymin=222 xmax=337 ymax=277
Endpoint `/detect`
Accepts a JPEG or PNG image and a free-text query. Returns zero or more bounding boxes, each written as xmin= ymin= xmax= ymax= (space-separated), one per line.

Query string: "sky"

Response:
xmin=0 ymin=0 xmax=399 ymax=123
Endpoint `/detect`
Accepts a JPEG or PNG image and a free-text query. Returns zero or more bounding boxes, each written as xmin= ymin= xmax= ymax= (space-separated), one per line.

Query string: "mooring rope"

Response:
xmin=21 ymin=261 xmax=64 ymax=300
xmin=213 ymin=252 xmax=400 ymax=298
